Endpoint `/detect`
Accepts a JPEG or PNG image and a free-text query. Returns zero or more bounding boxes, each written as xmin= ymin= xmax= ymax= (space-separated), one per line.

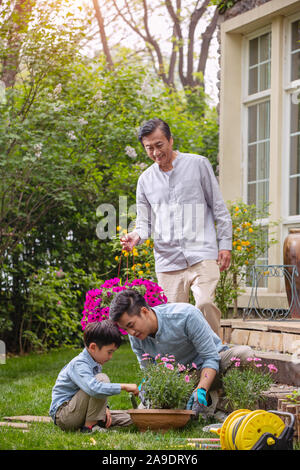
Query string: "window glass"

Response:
xmin=249 ymin=32 xmax=271 ymax=94
xmin=289 ymin=99 xmax=300 ymax=215
xmin=291 ymin=20 xmax=300 ymax=81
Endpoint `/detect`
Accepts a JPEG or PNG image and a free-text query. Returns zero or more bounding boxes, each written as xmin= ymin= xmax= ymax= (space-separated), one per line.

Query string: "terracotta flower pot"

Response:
xmin=128 ymin=409 xmax=195 ymax=433
xmin=283 ymin=229 xmax=300 ymax=318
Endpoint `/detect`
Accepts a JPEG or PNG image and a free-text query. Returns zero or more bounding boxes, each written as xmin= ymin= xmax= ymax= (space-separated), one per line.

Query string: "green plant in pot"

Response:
xmin=129 ymin=354 xmax=197 ymax=432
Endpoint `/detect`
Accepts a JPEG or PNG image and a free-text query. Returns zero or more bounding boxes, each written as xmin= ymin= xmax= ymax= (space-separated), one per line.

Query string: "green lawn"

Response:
xmin=0 ymin=343 xmax=213 ymax=451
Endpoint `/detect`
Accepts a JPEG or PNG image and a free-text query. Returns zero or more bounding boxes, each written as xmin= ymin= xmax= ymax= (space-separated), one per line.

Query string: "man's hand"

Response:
xmin=186 ymin=388 xmax=207 ymax=417
xmin=217 ymin=249 xmax=231 ymax=272
xmin=120 ymin=231 xmax=140 ymax=252
xmin=121 ymin=383 xmax=139 ymax=396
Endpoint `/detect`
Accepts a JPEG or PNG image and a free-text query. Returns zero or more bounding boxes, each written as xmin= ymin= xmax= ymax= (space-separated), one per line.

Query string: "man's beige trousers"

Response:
xmin=55 ymin=373 xmax=132 ymax=431
xmin=156 ymin=260 xmax=222 ymax=336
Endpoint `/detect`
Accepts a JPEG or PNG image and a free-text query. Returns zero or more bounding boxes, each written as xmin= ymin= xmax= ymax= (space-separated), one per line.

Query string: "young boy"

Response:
xmin=49 ymin=319 xmax=139 ymax=433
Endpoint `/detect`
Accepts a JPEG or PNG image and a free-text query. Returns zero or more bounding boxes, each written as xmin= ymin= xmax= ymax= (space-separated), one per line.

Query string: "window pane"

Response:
xmin=260 ymin=33 xmax=271 ymax=62
xmin=248 ymin=183 xmax=256 ymax=205
xmin=248 ymin=145 xmax=257 ymax=181
xmin=249 ymin=37 xmax=258 ymax=66
xmin=259 ymin=62 xmax=271 ymax=92
xmin=290 ymin=98 xmax=300 ymax=215
xmin=290 ymin=98 xmax=300 ymax=134
xmin=249 ymin=67 xmax=258 ymax=94
xmin=291 ymin=20 xmax=300 ymax=81
xmin=291 ymin=52 xmax=300 ymax=81
xmin=291 ymin=20 xmax=300 ymax=52
xmin=257 ymin=181 xmax=269 ymax=211
xmin=247 ymin=101 xmax=270 ymax=210
xmin=258 ymin=101 xmax=270 ymax=140
xmin=248 ymin=32 xmax=271 ymax=95
xmin=257 ymin=141 xmax=269 ymax=180
xmin=290 ymin=177 xmax=300 ymax=215
xmin=290 ymin=135 xmax=300 ymax=175
xmin=248 ymin=105 xmax=257 ymax=143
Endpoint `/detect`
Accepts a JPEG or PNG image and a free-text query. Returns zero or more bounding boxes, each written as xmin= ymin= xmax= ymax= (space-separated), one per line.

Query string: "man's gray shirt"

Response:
xmin=135 ymin=152 xmax=232 ymax=272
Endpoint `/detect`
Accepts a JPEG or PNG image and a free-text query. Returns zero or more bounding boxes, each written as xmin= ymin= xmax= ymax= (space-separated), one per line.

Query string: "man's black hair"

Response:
xmin=138 ymin=118 xmax=172 ymax=145
xmin=109 ymin=289 xmax=148 ymax=323
xmin=83 ymin=319 xmax=122 ymax=349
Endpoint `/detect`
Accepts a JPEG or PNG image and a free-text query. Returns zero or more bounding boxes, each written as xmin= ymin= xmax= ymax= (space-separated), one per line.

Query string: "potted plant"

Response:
xmin=128 ymin=355 xmax=196 ymax=432
xmin=222 ymin=357 xmax=278 ymax=411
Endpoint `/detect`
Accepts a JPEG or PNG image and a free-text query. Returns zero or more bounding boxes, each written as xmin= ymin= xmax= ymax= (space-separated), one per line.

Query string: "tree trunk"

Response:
xmin=1 ymin=0 xmax=36 ymax=88
xmin=92 ymin=0 xmax=114 ymax=69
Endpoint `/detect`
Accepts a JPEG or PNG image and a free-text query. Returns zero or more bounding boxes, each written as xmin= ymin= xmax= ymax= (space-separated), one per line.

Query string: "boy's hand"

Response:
xmin=121 ymin=383 xmax=139 ymax=395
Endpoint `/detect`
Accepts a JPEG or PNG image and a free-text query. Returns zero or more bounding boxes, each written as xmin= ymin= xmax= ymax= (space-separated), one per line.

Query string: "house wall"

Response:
xmin=219 ymin=0 xmax=300 ymax=308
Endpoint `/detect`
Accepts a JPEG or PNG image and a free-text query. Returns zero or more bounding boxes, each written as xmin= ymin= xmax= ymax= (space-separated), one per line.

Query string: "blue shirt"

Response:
xmin=49 ymin=348 xmax=121 ymax=421
xmin=129 ymin=303 xmax=227 ymax=372
xmin=135 ymin=152 xmax=232 ymax=272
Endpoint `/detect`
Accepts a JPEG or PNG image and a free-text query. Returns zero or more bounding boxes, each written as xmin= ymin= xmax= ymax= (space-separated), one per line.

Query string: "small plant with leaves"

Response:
xmin=222 ymin=357 xmax=278 ymax=411
xmin=139 ymin=354 xmax=197 ymax=409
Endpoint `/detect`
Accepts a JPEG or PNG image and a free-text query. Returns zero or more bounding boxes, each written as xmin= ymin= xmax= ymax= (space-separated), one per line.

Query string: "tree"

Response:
xmin=92 ymin=0 xmax=220 ymax=90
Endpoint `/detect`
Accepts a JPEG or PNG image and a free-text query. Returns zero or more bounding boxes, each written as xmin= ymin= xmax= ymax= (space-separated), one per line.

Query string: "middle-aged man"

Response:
xmin=120 ymin=118 xmax=232 ymax=336
xmin=109 ymin=289 xmax=255 ymax=418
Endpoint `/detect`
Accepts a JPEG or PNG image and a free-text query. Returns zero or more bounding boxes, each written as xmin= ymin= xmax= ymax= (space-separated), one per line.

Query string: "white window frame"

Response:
xmin=242 ymin=26 xmax=272 ymax=291
xmin=283 ymin=12 xmax=300 ymax=231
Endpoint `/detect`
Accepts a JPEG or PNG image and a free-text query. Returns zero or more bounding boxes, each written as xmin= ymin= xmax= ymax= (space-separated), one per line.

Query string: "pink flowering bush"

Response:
xmin=222 ymin=357 xmax=278 ymax=411
xmin=81 ymin=277 xmax=168 ymax=334
xmin=139 ymin=354 xmax=196 ymax=409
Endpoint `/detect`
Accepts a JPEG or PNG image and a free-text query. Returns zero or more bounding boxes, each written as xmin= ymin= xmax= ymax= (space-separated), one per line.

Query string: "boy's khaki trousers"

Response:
xmin=55 ymin=373 xmax=132 ymax=431
xmin=156 ymin=260 xmax=222 ymax=336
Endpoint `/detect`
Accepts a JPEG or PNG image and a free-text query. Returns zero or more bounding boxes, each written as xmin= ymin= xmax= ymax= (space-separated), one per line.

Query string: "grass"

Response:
xmin=0 ymin=342 xmax=215 ymax=451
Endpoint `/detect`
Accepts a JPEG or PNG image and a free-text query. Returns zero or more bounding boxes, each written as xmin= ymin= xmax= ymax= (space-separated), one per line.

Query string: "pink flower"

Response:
xmin=155 ymin=354 xmax=161 ymax=360
xmin=267 ymin=364 xmax=278 ymax=373
xmin=246 ymin=357 xmax=253 ymax=361
xmin=166 ymin=363 xmax=174 ymax=370
xmin=161 ymin=357 xmax=169 ymax=362
xmin=177 ymin=364 xmax=186 ymax=371
xmin=234 ymin=361 xmax=240 ymax=367
xmin=255 ymin=363 xmax=262 ymax=367
xmin=142 ymin=353 xmax=150 ymax=357
xmin=185 ymin=375 xmax=190 ymax=383
xmin=192 ymin=362 xmax=197 ymax=369
xmin=253 ymin=357 xmax=262 ymax=361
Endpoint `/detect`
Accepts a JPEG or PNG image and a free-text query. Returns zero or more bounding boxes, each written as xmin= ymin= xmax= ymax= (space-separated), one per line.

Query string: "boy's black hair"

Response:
xmin=109 ymin=289 xmax=148 ymax=323
xmin=83 ymin=319 xmax=122 ymax=349
xmin=138 ymin=118 xmax=172 ymax=145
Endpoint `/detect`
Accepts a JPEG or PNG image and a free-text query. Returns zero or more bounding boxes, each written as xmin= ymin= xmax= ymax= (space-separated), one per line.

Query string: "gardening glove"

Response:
xmin=186 ymin=388 xmax=207 ymax=417
xmin=138 ymin=379 xmax=146 ymax=405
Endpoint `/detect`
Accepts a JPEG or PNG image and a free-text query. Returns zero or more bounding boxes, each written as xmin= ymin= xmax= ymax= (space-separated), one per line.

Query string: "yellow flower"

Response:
xmin=121 ymin=229 xmax=127 ymax=234
xmin=236 ymin=227 xmax=241 ymax=232
xmin=249 ymin=227 xmax=253 ymax=233
xmin=115 ymin=256 xmax=119 ymax=261
xmin=143 ymin=250 xmax=148 ymax=255
xmin=235 ymin=206 xmax=239 ymax=211
xmin=145 ymin=262 xmax=150 ymax=268
xmin=133 ymin=249 xmax=139 ymax=257
xmin=116 ymin=226 xmax=121 ymax=232
xmin=245 ymin=260 xmax=249 ymax=265
xmin=123 ymin=251 xmax=129 ymax=257
xmin=146 ymin=270 xmax=151 ymax=274
xmin=145 ymin=239 xmax=151 ymax=246
xmin=131 ymin=265 xmax=136 ymax=271
xmin=241 ymin=241 xmax=248 ymax=246
xmin=232 ymin=241 xmax=237 ymax=246
xmin=237 ymin=245 xmax=242 ymax=251
xmin=138 ymin=270 xmax=144 ymax=276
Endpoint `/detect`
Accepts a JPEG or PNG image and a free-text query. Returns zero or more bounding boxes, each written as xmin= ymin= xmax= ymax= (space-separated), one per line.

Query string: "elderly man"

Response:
xmin=109 ymin=289 xmax=255 ymax=417
xmin=121 ymin=118 xmax=232 ymax=336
